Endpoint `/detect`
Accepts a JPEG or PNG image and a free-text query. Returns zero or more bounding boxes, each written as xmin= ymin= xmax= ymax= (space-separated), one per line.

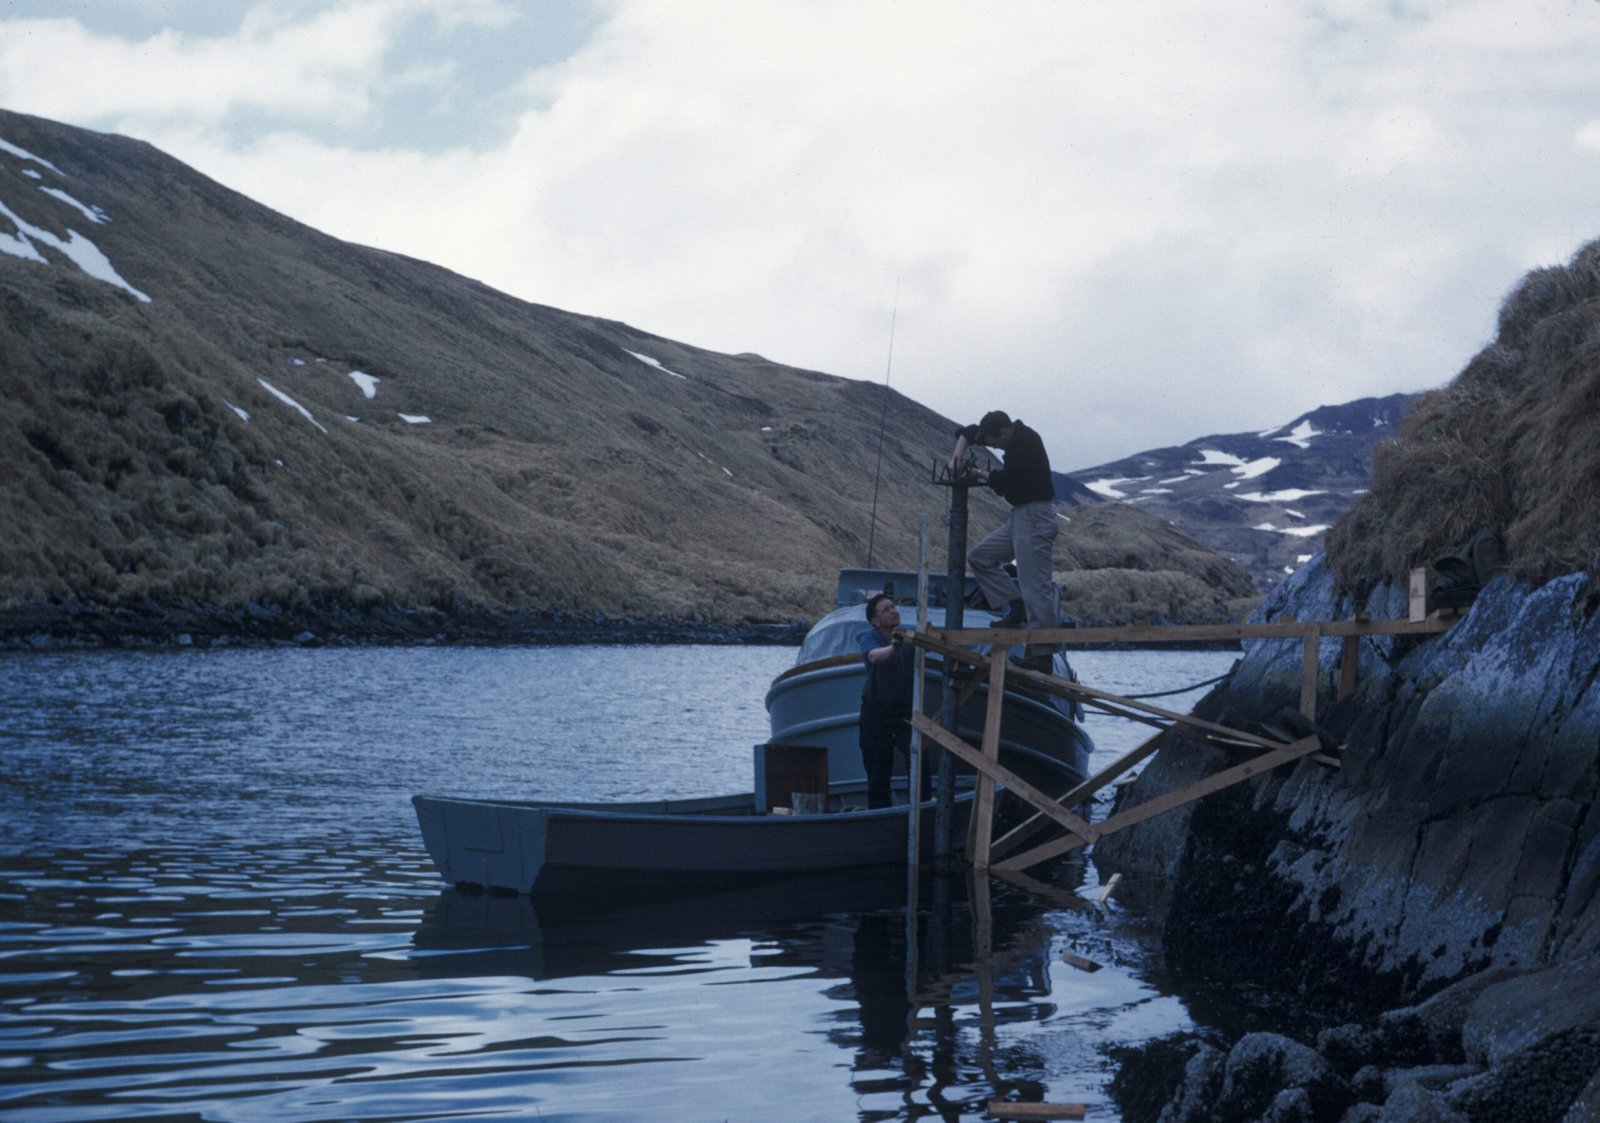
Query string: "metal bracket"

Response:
xmin=931 ymin=453 xmax=988 ymax=489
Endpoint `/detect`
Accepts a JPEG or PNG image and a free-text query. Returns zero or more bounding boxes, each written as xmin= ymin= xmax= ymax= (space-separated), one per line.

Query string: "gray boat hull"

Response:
xmin=412 ymin=785 xmax=973 ymax=895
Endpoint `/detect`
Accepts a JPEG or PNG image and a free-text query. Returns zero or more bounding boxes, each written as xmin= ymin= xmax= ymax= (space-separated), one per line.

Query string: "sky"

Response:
xmin=2 ymin=0 xmax=1599 ymax=470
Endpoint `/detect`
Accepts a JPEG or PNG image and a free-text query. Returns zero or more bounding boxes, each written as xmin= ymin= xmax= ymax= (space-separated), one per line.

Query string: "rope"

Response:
xmin=1114 ymin=669 xmax=1234 ymax=700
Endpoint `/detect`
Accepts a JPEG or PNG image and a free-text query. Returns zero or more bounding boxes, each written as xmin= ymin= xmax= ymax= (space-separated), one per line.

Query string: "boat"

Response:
xmin=412 ymin=780 xmax=971 ymax=897
xmin=762 ymin=567 xmax=1092 ymax=803
xmin=412 ymin=567 xmax=1091 ymax=897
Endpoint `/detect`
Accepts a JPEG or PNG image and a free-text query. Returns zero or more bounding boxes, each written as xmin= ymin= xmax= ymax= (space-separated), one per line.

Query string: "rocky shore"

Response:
xmin=1097 ymin=560 xmax=1600 ymax=1122
xmin=0 ymin=598 xmax=809 ymax=649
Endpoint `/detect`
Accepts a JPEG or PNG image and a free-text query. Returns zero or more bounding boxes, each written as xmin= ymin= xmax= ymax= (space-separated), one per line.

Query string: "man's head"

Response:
xmin=866 ymin=593 xmax=901 ymax=630
xmin=976 ymin=410 xmax=1013 ymax=447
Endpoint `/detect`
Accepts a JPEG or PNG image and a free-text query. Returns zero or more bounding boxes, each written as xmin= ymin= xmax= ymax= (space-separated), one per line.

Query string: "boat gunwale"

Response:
xmin=412 ymin=788 xmax=968 ymax=827
xmin=767 ymin=655 xmax=1083 ymax=725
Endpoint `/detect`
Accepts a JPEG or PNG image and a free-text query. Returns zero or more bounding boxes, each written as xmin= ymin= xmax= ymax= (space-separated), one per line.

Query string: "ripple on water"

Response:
xmin=0 ymin=645 xmax=1242 ymax=1120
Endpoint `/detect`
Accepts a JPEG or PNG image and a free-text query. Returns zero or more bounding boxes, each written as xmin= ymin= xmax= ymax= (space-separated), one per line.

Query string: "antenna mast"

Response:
xmin=865 ymin=279 xmax=900 ymax=567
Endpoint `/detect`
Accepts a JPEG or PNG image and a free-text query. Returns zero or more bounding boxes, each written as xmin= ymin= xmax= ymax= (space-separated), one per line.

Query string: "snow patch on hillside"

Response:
xmin=1236 ymin=488 xmax=1325 ymax=503
xmin=258 ymin=378 xmax=327 ymax=433
xmin=1252 ymin=522 xmax=1329 ymax=538
xmin=1086 ymin=476 xmax=1149 ymax=499
xmin=626 ymin=349 xmax=687 ymax=379
xmin=1271 ymin=420 xmax=1322 ymax=448
xmin=0 ymin=136 xmax=63 ymax=176
xmin=1 ymin=135 xmax=149 ymax=301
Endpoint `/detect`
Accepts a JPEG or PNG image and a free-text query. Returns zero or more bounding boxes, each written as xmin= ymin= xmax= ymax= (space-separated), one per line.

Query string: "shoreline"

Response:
xmin=0 ymin=600 xmax=810 ymax=651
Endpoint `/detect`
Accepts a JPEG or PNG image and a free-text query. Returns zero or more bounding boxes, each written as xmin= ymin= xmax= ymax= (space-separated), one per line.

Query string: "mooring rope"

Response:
xmin=1114 ymin=669 xmax=1234 ymax=700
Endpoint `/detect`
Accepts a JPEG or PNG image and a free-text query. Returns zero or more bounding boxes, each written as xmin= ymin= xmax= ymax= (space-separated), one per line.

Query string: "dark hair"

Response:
xmin=977 ymin=410 xmax=1011 ymax=439
xmin=865 ymin=593 xmax=894 ymax=621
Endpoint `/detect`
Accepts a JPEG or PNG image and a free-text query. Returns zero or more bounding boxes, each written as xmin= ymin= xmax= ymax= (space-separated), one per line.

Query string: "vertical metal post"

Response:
xmin=935 ymin=477 xmax=970 ymax=860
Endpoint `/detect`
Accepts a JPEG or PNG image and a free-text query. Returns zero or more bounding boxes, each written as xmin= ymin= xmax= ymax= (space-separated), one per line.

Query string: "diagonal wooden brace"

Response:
xmin=992 ymin=734 xmax=1324 ymax=873
xmin=912 ymin=712 xmax=1100 ymax=853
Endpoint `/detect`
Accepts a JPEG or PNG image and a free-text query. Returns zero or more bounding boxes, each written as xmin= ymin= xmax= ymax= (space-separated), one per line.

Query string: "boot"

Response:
xmin=991 ymin=599 xmax=1026 ymax=629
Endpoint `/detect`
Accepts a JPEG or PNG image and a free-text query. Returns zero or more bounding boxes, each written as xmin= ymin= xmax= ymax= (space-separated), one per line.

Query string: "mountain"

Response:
xmin=0 ymin=107 xmax=982 ymax=641
xmin=1057 ymin=394 xmax=1417 ymax=591
xmin=2 ymin=108 xmax=1257 ymax=645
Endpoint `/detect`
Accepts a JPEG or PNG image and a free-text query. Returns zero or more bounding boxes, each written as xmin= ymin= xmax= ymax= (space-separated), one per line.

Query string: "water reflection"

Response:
xmin=414 ymin=867 xmax=1094 ymax=1120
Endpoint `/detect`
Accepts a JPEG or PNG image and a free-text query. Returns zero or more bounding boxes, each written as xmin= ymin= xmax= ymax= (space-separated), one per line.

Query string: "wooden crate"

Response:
xmin=761 ymin=743 xmax=829 ymax=811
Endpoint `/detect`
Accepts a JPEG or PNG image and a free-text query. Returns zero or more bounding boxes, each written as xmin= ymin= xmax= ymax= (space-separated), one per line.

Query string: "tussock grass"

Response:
xmin=1058 ymin=504 xmax=1258 ymax=625
xmin=1326 ymin=236 xmax=1600 ymax=597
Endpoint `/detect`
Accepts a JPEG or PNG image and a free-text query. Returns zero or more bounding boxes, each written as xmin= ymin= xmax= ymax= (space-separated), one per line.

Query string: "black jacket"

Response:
xmin=957 ymin=419 xmax=1054 ymax=506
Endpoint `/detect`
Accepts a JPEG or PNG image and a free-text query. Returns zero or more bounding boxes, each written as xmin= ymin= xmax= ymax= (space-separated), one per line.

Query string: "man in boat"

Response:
xmin=949 ymin=410 xmax=1063 ymax=672
xmin=858 ymin=592 xmax=917 ymax=809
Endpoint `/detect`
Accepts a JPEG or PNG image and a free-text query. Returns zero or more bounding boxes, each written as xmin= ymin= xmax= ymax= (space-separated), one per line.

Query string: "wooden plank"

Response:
xmin=1339 ymin=635 xmax=1359 ymax=699
xmin=1409 ymin=567 xmax=1432 ymax=622
xmin=993 ymin=735 xmax=1323 ymax=873
xmin=967 ymin=653 xmax=1008 ymax=869
xmin=913 ymin=714 xmax=1100 ymax=844
xmin=989 ymin=865 xmax=1097 ymax=911
xmin=1300 ymin=624 xmax=1321 ymax=720
xmin=990 ymin=727 xmax=1168 ymax=860
xmin=931 ymin=614 xmax=1455 ymax=648
xmin=986 ymin=1103 xmax=1087 ymax=1120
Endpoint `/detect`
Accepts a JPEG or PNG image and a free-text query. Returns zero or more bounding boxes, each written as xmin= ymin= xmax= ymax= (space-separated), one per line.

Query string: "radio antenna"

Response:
xmin=865 ymin=278 xmax=899 ymax=568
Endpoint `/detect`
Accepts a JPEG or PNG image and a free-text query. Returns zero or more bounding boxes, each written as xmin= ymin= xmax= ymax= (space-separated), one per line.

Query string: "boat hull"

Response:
xmin=764 ymin=658 xmax=1092 ymax=796
xmin=412 ymin=785 xmax=973 ymax=896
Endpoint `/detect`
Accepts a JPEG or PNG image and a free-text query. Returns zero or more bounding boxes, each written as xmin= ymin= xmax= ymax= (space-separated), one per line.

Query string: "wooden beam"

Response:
xmin=1408 ymin=567 xmax=1432 ymax=622
xmin=990 ymin=727 xmax=1168 ymax=860
xmin=988 ymin=865 xmax=1097 ymax=911
xmin=967 ymin=654 xmax=1008 ymax=869
xmin=913 ymin=714 xmax=1100 ymax=845
xmin=1339 ymin=635 xmax=1359 ymax=699
xmin=985 ymin=1103 xmax=1087 ymax=1120
xmin=1300 ymin=623 xmax=1321 ymax=720
xmin=993 ymin=735 xmax=1323 ymax=873
xmin=932 ymin=614 xmax=1454 ymax=648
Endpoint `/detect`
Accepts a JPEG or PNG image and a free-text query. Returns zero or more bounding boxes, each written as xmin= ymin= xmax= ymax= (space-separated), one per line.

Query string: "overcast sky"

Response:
xmin=3 ymin=1 xmax=1599 ymax=469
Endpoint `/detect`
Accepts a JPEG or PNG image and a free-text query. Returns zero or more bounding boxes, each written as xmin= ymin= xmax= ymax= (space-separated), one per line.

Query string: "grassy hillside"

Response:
xmin=1 ymin=108 xmax=1253 ymax=643
xmin=1326 ymin=236 xmax=1600 ymax=599
xmin=1058 ymin=504 xmax=1260 ymax=626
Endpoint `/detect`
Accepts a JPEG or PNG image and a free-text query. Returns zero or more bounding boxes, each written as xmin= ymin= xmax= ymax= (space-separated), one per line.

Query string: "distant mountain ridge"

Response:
xmin=1058 ymin=393 xmax=1416 ymax=590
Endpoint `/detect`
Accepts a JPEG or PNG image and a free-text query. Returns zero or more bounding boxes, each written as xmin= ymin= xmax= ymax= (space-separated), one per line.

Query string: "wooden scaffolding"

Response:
xmin=909 ymin=610 xmax=1457 ymax=873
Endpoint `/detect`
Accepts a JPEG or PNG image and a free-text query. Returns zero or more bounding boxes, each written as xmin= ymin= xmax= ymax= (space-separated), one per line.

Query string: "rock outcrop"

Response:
xmin=1097 ymin=234 xmax=1600 ymax=1121
xmin=1097 ymin=561 xmax=1599 ymax=1120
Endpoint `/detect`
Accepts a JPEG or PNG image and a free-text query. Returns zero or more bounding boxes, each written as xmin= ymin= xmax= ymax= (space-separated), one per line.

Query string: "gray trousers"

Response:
xmin=969 ymin=500 xmax=1059 ymax=649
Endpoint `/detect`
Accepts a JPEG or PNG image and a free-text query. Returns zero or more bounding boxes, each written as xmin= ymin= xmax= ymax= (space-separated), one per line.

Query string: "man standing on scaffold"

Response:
xmin=949 ymin=410 xmax=1065 ymax=672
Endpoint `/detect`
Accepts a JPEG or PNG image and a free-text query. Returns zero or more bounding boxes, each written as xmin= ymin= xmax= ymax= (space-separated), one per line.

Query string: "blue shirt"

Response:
xmin=858 ymin=628 xmax=915 ymax=712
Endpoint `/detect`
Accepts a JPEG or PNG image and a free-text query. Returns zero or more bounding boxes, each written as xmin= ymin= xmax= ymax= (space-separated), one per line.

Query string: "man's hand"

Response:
xmin=891 ymin=628 xmax=910 ymax=645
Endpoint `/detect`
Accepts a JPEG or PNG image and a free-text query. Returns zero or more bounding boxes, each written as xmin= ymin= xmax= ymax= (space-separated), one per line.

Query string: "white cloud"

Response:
xmin=4 ymin=0 xmax=1600 ymax=469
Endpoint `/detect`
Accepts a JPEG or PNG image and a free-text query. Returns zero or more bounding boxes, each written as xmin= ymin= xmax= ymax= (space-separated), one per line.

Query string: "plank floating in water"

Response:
xmin=985 ymin=1102 xmax=1087 ymax=1120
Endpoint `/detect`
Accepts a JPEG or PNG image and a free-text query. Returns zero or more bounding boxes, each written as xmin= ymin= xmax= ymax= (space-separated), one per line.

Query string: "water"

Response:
xmin=0 ymin=644 xmax=1237 ymax=1121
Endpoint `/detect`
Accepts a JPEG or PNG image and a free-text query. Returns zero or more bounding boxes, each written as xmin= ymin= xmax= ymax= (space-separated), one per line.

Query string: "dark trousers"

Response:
xmin=859 ymin=703 xmax=920 ymax=810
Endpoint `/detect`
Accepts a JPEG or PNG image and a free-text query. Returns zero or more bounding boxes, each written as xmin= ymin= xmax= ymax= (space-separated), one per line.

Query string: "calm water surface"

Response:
xmin=0 ymin=645 xmax=1237 ymax=1121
